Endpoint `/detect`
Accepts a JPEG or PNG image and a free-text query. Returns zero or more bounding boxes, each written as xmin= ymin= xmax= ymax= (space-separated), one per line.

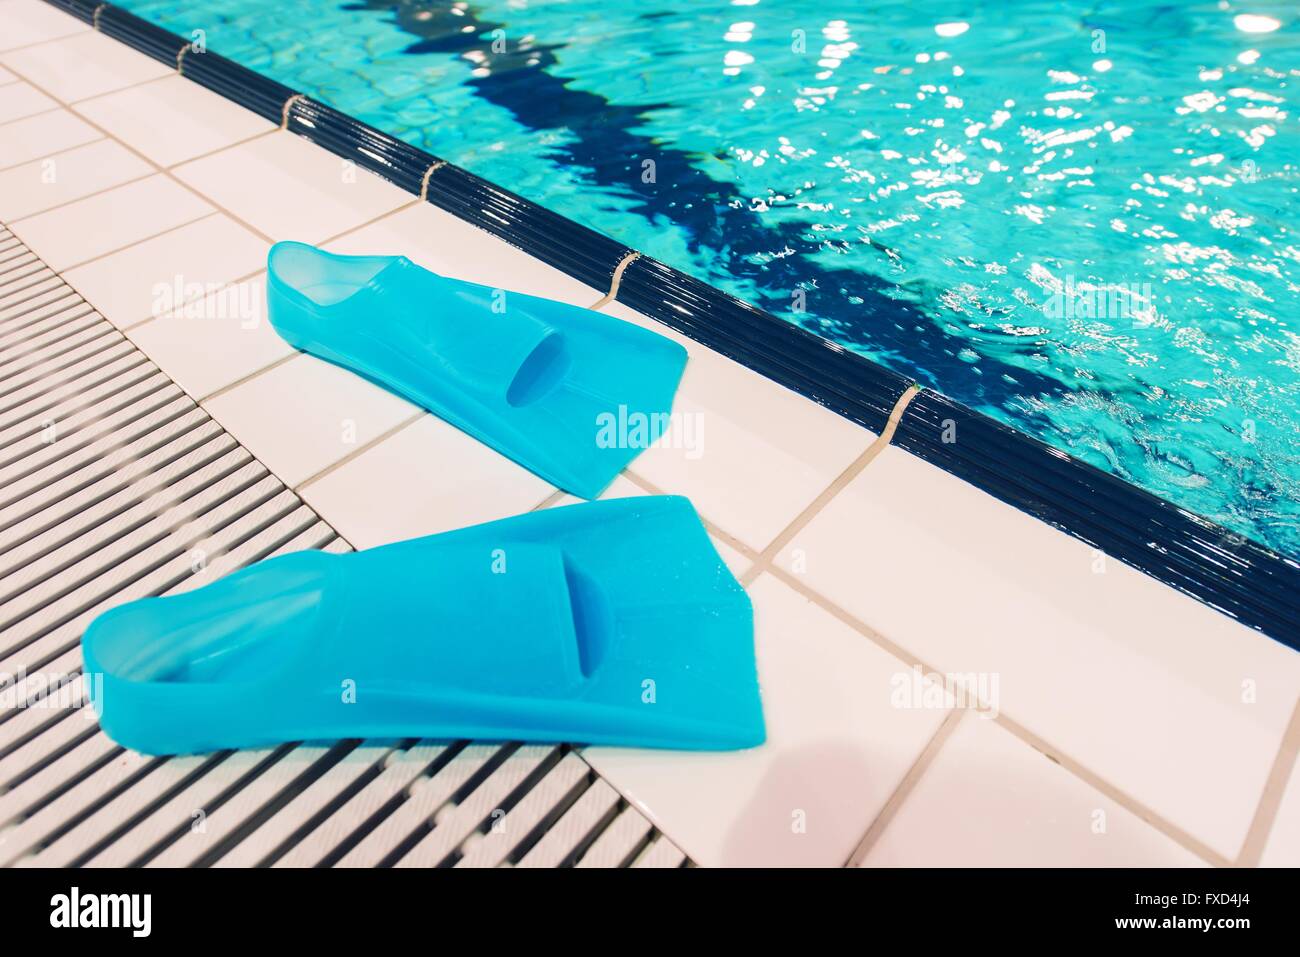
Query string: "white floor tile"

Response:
xmin=325 ymin=202 xmax=601 ymax=306
xmin=0 ymin=0 xmax=90 ymax=52
xmin=9 ymin=173 xmax=211 ymax=271
xmin=300 ymin=413 xmax=554 ymax=549
xmin=63 ymin=213 xmax=267 ymax=328
xmin=625 ymin=337 xmax=876 ymax=551
xmin=777 ymin=443 xmax=1300 ymax=861
xmin=203 ymin=353 xmax=419 ymax=488
xmin=1 ymin=31 xmax=171 ymax=102
xmin=0 ymin=79 xmax=56 ymax=124
xmin=1260 ymin=754 xmax=1300 ymax=867
xmin=0 ymin=137 xmax=148 ymax=221
xmin=0 ymin=107 xmax=99 ymax=168
xmin=0 ymin=65 xmax=16 ymax=85
xmin=172 ymin=132 xmax=411 ymax=243
xmin=75 ymin=75 xmax=274 ymax=167
xmin=584 ymin=573 xmax=950 ymax=867
xmin=128 ymin=275 xmax=294 ymax=401
xmin=859 ymin=714 xmax=1207 ymax=867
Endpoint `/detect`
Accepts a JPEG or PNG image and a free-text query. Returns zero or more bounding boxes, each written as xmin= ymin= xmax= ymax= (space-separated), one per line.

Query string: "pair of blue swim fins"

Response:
xmin=82 ymin=243 xmax=765 ymax=756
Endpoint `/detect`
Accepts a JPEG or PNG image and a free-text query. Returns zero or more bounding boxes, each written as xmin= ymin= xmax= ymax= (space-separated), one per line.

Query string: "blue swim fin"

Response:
xmin=266 ymin=242 xmax=687 ymax=499
xmin=82 ymin=497 xmax=765 ymax=756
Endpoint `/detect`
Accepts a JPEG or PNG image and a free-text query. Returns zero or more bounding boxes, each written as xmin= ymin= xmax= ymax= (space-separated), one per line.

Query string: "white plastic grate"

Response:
xmin=0 ymin=225 xmax=687 ymax=868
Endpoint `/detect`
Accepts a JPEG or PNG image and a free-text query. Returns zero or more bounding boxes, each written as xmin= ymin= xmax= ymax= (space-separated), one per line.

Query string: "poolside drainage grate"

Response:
xmin=0 ymin=225 xmax=687 ymax=868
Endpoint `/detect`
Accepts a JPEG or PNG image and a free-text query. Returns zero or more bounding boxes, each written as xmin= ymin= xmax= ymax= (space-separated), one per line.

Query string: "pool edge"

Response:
xmin=48 ymin=0 xmax=1300 ymax=651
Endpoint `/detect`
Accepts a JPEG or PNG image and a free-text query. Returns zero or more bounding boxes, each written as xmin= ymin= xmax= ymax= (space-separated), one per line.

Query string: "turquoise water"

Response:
xmin=120 ymin=0 xmax=1300 ymax=556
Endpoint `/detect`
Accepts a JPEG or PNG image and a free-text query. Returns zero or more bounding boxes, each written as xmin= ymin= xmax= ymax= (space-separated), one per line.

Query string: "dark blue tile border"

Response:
xmin=44 ymin=1 xmax=1300 ymax=650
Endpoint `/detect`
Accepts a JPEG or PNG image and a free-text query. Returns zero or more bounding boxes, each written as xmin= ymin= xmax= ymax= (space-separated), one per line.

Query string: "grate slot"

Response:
xmin=0 ymin=417 xmax=226 ymax=570
xmin=0 ymin=337 xmax=136 ymax=412
xmin=212 ymin=741 xmax=401 ymax=868
xmin=56 ymin=753 xmax=224 ymax=868
xmin=0 ymin=378 xmax=183 ymax=479
xmin=394 ymin=745 xmax=559 ymax=868
xmin=454 ymin=751 xmax=590 ymax=868
xmin=272 ymin=742 xmax=451 ymax=868
xmin=0 ymin=396 xmax=203 ymax=523
xmin=341 ymin=743 xmax=501 ymax=868
xmin=631 ymin=836 xmax=689 ymax=868
xmin=575 ymin=805 xmax=656 ymax=868
xmin=150 ymin=744 xmax=344 ymax=868
xmin=517 ymin=778 xmax=623 ymax=868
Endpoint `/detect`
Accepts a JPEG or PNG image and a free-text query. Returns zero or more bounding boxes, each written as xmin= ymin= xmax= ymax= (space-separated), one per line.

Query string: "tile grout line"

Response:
xmin=621 ymin=384 xmax=921 ymax=580
xmin=1235 ymin=694 xmax=1300 ymax=866
xmin=0 ymin=103 xmax=68 ymax=132
xmin=160 ymin=126 xmax=277 ymax=172
xmin=845 ymin=709 xmax=965 ymax=867
xmin=56 ymin=209 xmax=220 ymax=274
xmin=587 ymin=251 xmax=638 ymax=310
xmin=0 ymin=29 xmax=94 ymax=58
xmin=28 ymin=74 xmax=281 ymax=170
xmin=198 ymin=350 xmax=300 ymax=403
xmin=740 ymin=382 xmax=921 ymax=586
xmin=119 ymin=264 xmax=267 ymax=334
xmin=765 ymin=560 xmax=1229 ymax=868
xmin=278 ymin=92 xmax=304 ymax=130
xmin=314 ymin=198 xmax=423 ymax=248
xmin=992 ymin=709 xmax=1233 ymax=867
xmin=417 ymin=159 xmax=446 ymax=202
xmin=0 ymin=95 xmax=275 ymax=200
xmin=68 ymin=67 xmax=191 ymax=102
xmin=0 ymin=104 xmax=100 ymax=146
xmin=0 ymin=131 xmax=105 ymax=174
xmin=0 ymin=62 xmax=280 ymax=247
xmin=531 ymin=489 xmax=568 ymax=511
xmin=3 ymin=46 xmax=214 ymax=111
xmin=7 ymin=169 xmax=156 ymax=224
xmin=293 ymin=410 xmax=428 ymax=493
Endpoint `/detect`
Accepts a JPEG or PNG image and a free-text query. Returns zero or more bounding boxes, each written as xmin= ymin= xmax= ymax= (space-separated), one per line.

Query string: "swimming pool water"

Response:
xmin=118 ymin=0 xmax=1300 ymax=556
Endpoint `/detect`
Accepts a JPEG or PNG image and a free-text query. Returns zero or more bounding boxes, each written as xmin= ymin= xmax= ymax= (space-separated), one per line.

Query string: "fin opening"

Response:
xmin=505 ymin=331 xmax=571 ymax=407
xmin=92 ymin=589 xmax=323 ymax=685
